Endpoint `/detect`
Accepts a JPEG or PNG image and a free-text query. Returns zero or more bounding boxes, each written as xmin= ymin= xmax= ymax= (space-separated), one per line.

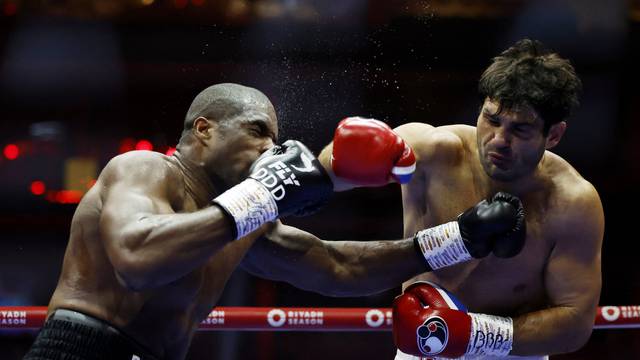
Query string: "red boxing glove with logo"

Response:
xmin=393 ymin=282 xmax=514 ymax=358
xmin=331 ymin=117 xmax=416 ymax=186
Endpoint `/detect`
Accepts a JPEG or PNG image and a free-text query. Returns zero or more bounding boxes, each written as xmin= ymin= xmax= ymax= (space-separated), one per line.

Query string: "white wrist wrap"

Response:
xmin=466 ymin=313 xmax=513 ymax=356
xmin=214 ymin=178 xmax=278 ymax=239
xmin=414 ymin=221 xmax=472 ymax=269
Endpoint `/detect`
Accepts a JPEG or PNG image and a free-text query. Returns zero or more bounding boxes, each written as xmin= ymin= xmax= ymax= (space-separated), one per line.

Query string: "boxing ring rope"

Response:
xmin=1 ymin=306 xmax=639 ymax=331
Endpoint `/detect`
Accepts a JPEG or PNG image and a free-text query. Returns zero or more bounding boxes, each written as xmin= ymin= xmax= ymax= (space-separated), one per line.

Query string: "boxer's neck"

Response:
xmin=172 ymin=149 xmax=217 ymax=206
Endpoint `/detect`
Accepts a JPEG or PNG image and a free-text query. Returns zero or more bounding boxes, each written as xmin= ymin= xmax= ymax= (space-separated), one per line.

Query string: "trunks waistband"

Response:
xmin=23 ymin=308 xmax=160 ymax=360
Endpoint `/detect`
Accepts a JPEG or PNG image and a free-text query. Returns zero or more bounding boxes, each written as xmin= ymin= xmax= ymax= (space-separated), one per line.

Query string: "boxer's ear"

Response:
xmin=545 ymin=121 xmax=566 ymax=149
xmin=193 ymin=117 xmax=215 ymax=140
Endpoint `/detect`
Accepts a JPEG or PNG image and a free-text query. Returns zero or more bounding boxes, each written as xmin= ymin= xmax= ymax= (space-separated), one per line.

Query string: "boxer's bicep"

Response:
xmin=543 ymin=188 xmax=604 ymax=339
xmin=546 ymin=189 xmax=603 ymax=308
xmin=545 ymin=237 xmax=602 ymax=311
xmin=99 ymin=158 xmax=174 ymax=275
xmin=101 ymin=183 xmax=172 ymax=246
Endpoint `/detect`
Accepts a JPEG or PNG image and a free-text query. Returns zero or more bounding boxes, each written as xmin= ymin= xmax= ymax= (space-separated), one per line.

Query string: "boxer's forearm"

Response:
xmin=244 ymin=223 xmax=425 ymax=296
xmin=511 ymin=305 xmax=595 ymax=355
xmin=108 ymin=206 xmax=258 ymax=290
xmin=322 ymin=238 xmax=426 ymax=296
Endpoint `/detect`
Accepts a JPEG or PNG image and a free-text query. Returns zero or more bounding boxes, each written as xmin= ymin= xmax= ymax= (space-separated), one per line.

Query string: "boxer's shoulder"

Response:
xmin=539 ymin=153 xmax=603 ymax=237
xmin=550 ymin=178 xmax=601 ymax=226
xmin=394 ymin=122 xmax=468 ymax=166
xmin=542 ymin=151 xmax=599 ymax=205
xmin=100 ymin=151 xmax=181 ymax=195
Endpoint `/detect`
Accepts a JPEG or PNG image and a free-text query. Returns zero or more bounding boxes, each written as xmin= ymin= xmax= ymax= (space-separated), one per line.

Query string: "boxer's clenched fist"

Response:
xmin=213 ymin=140 xmax=332 ymax=239
xmin=393 ymin=282 xmax=513 ymax=358
xmin=413 ymin=192 xmax=526 ymax=270
xmin=331 ymin=117 xmax=416 ymax=186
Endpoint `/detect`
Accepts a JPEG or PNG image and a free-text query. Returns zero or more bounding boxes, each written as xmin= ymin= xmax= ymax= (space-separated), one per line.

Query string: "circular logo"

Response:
xmin=601 ymin=306 xmax=620 ymax=322
xmin=416 ymin=316 xmax=448 ymax=356
xmin=267 ymin=309 xmax=286 ymax=327
xmin=365 ymin=309 xmax=385 ymax=328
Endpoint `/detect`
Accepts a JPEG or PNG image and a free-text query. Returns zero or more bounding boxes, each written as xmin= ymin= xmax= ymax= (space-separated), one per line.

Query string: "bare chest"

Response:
xmin=402 ymin=169 xmax=553 ymax=315
xmin=160 ymin=198 xmax=251 ymax=316
xmin=133 ymin=197 xmax=253 ymax=343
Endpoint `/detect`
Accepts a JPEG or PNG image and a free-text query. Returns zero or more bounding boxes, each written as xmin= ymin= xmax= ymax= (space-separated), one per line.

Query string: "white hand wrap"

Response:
xmin=467 ymin=313 xmax=514 ymax=356
xmin=213 ymin=178 xmax=278 ymax=239
xmin=414 ymin=221 xmax=473 ymax=270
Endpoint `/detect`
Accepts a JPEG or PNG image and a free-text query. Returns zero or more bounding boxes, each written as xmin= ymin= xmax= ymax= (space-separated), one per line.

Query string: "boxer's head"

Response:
xmin=475 ymin=39 xmax=581 ymax=181
xmin=179 ymin=83 xmax=278 ymax=187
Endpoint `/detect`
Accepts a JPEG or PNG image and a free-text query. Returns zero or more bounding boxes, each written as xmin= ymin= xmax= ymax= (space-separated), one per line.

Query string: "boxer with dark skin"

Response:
xmin=39 ymin=84 xmax=278 ymax=359
xmin=244 ymin=40 xmax=603 ymax=358
xmin=25 ymin=83 xmax=343 ymax=360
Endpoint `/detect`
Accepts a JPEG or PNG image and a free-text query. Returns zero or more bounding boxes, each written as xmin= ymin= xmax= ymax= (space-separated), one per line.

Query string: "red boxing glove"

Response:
xmin=393 ymin=282 xmax=471 ymax=358
xmin=393 ymin=282 xmax=513 ymax=358
xmin=331 ymin=117 xmax=416 ymax=186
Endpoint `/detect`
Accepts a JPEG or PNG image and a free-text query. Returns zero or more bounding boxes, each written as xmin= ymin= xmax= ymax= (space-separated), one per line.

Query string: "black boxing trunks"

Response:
xmin=23 ymin=309 xmax=159 ymax=360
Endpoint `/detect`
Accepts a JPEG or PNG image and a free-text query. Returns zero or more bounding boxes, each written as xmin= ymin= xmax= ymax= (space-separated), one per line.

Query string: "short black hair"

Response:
xmin=180 ymin=83 xmax=272 ymax=139
xmin=479 ymin=39 xmax=582 ymax=134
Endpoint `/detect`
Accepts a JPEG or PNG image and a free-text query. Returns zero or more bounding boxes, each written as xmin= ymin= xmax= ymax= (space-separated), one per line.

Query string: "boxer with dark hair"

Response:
xmin=245 ymin=39 xmax=602 ymax=359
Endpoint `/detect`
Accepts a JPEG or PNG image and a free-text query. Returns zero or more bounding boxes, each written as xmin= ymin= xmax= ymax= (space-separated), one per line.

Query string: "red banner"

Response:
xmin=1 ymin=306 xmax=638 ymax=331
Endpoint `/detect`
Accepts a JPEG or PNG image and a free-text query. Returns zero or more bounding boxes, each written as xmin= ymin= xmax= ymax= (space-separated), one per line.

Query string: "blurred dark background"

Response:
xmin=1 ymin=0 xmax=639 ymax=359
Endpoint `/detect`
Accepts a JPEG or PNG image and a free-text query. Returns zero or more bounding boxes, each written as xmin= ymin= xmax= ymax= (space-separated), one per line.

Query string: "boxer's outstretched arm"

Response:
xmin=511 ymin=184 xmax=604 ymax=355
xmin=241 ymin=221 xmax=426 ymax=296
xmin=243 ymin=187 xmax=526 ymax=297
xmin=99 ymin=153 xmax=263 ymax=291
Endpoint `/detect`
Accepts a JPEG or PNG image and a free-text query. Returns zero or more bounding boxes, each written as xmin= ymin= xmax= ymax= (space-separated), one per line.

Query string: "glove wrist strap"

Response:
xmin=413 ymin=221 xmax=472 ymax=270
xmin=466 ymin=313 xmax=513 ymax=356
xmin=213 ymin=179 xmax=278 ymax=239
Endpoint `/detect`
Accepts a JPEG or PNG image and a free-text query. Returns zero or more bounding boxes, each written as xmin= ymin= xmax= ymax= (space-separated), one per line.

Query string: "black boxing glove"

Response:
xmin=213 ymin=140 xmax=332 ymax=239
xmin=248 ymin=140 xmax=333 ymax=217
xmin=490 ymin=192 xmax=526 ymax=258
xmin=458 ymin=192 xmax=525 ymax=259
xmin=413 ymin=192 xmax=526 ymax=270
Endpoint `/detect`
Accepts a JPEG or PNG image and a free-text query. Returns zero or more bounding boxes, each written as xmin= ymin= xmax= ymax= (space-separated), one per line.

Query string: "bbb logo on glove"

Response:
xmin=417 ymin=316 xmax=449 ymax=356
